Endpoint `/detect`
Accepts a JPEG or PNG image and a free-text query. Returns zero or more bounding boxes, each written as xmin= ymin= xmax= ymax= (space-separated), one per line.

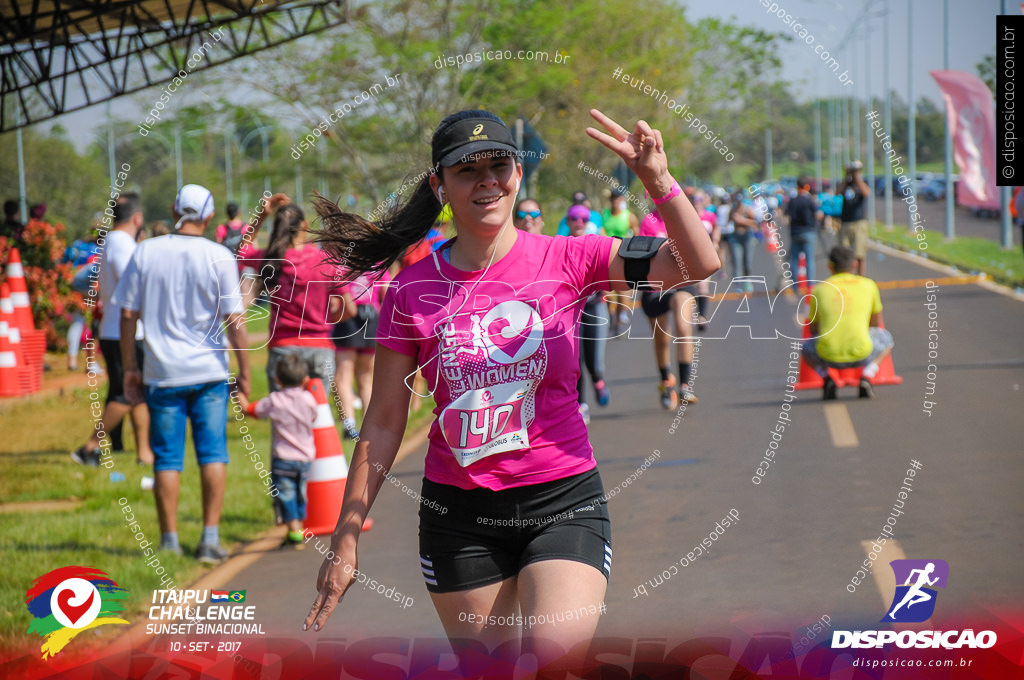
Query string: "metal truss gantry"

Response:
xmin=1 ymin=0 xmax=349 ymax=133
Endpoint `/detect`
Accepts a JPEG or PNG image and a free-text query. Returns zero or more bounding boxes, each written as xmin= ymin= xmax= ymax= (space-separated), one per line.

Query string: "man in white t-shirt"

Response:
xmin=71 ymin=193 xmax=153 ymax=467
xmin=113 ymin=184 xmax=250 ymax=565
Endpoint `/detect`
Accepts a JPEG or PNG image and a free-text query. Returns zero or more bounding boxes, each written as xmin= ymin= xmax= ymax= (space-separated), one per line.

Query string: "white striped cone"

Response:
xmin=5 ymin=248 xmax=35 ymax=334
xmin=303 ymin=377 xmax=372 ymax=534
xmin=0 ymin=283 xmax=23 ymax=396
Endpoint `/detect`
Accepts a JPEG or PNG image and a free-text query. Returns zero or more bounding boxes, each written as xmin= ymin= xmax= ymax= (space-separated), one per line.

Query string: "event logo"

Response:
xmin=25 ymin=566 xmax=129 ymax=659
xmin=211 ymin=589 xmax=246 ymax=603
xmin=882 ymin=559 xmax=949 ymax=623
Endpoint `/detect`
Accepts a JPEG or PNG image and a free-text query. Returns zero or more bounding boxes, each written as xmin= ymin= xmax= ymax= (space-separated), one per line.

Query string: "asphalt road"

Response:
xmin=157 ymin=238 xmax=1023 ymax=664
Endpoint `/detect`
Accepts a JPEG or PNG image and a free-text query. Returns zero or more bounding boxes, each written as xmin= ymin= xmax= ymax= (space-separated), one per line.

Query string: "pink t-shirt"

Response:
xmin=243 ymin=245 xmax=345 ymax=348
xmin=377 ymin=230 xmax=615 ymax=491
xmin=250 ymin=387 xmax=318 ymax=461
xmin=342 ymin=268 xmax=392 ymax=311
xmin=639 ymin=209 xmax=666 ymax=237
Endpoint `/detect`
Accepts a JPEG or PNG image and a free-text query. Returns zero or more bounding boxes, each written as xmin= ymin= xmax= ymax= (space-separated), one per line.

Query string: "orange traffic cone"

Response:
xmin=764 ymin=222 xmax=780 ymax=254
xmin=794 ymin=319 xmax=823 ymax=390
xmin=303 ymin=377 xmax=373 ymax=535
xmin=796 ymin=252 xmax=808 ymax=294
xmin=794 ymin=318 xmax=902 ymax=390
xmin=0 ymin=284 xmax=22 ymax=397
xmin=5 ymin=248 xmax=35 ymax=334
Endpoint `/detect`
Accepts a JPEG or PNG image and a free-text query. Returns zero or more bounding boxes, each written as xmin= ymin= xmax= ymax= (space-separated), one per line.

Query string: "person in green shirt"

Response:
xmin=602 ymin=191 xmax=639 ymax=335
xmin=802 ymin=246 xmax=895 ymax=399
xmin=601 ymin=190 xmax=637 ymax=238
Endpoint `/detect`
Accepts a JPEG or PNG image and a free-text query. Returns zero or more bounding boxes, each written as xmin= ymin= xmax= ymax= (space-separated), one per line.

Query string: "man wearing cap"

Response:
xmin=113 ymin=183 xmax=250 ymax=565
xmin=837 ymin=161 xmax=871 ymax=275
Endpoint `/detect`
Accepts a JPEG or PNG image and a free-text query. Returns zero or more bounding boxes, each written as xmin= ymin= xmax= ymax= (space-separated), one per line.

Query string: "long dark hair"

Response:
xmin=312 ymin=110 xmax=514 ymax=281
xmin=261 ymin=203 xmax=305 ymax=293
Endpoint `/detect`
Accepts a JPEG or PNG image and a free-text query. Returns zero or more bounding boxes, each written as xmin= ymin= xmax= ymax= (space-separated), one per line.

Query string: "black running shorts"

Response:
xmin=418 ymin=468 xmax=612 ymax=593
xmin=99 ymin=339 xmax=145 ymax=405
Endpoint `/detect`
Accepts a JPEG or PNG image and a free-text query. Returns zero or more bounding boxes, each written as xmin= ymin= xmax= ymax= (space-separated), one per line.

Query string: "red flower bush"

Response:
xmin=0 ymin=220 xmax=88 ymax=352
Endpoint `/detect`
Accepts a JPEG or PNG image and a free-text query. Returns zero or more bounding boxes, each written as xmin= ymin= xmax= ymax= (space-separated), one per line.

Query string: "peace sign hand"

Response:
xmin=585 ymin=109 xmax=673 ymax=196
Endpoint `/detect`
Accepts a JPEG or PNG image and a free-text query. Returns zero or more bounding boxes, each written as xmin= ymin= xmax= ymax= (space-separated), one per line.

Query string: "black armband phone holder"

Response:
xmin=617 ymin=236 xmax=666 ymax=290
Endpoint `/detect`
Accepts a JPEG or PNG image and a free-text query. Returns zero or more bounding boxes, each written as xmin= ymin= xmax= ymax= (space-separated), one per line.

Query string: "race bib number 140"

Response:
xmin=440 ymin=380 xmax=533 ymax=467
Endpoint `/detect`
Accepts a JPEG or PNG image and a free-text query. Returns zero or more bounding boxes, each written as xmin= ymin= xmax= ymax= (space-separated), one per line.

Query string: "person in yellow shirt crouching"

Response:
xmin=802 ymin=246 xmax=894 ymax=400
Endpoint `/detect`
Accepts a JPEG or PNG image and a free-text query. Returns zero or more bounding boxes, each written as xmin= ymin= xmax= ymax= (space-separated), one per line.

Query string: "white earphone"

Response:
xmin=437 ymin=187 xmax=446 ymax=203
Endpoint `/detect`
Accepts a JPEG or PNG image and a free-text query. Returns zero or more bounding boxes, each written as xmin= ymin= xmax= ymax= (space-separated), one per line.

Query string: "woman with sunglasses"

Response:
xmin=304 ymin=109 xmax=720 ymax=673
xmin=567 ymin=204 xmax=611 ymax=423
xmin=514 ymin=199 xmax=544 ymax=233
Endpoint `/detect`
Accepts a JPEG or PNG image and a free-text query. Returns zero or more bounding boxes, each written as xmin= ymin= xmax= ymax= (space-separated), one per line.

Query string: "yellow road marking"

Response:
xmin=824 ymin=403 xmax=859 ymax=448
xmin=708 ymin=275 xmax=977 ymax=301
xmin=861 ymin=539 xmax=934 ymax=629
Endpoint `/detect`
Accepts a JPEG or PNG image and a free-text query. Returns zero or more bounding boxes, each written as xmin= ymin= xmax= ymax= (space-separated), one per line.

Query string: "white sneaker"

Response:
xmin=353 ymin=397 xmax=363 ymax=411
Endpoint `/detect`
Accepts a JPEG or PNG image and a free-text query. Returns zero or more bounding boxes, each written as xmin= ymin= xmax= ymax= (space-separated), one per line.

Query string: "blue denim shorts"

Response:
xmin=271 ymin=459 xmax=311 ymax=523
xmin=145 ymin=381 xmax=230 ymax=472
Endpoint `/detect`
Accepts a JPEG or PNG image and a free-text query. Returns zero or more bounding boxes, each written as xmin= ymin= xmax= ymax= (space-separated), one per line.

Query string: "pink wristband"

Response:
xmin=648 ymin=180 xmax=682 ymax=205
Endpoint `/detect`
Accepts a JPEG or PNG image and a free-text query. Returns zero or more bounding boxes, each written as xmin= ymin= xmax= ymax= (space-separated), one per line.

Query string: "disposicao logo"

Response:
xmin=882 ymin=559 xmax=948 ymax=623
xmin=832 ymin=558 xmax=997 ymax=650
xmin=25 ymin=566 xmax=129 ymax=659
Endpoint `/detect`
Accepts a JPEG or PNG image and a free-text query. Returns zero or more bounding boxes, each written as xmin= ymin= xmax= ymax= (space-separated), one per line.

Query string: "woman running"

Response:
xmin=303 ymin=109 xmax=719 ymax=673
xmin=332 ymin=267 xmax=390 ymax=439
xmin=638 ymin=208 xmax=701 ymax=408
xmin=567 ymin=205 xmax=611 ymax=423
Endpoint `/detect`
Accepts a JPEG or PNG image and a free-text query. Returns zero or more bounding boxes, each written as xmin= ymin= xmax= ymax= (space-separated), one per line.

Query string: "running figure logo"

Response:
xmin=882 ymin=559 xmax=949 ymax=623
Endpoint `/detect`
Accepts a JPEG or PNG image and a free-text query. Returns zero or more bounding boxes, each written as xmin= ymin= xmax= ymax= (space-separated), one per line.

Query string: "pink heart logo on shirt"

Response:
xmin=487 ymin=318 xmax=531 ymax=359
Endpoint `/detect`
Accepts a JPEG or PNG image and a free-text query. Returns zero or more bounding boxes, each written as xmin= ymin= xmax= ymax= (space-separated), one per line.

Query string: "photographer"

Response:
xmin=837 ymin=161 xmax=871 ymax=275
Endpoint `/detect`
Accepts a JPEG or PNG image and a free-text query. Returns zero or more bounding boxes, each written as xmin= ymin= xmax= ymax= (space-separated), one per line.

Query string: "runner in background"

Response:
xmin=215 ymin=202 xmax=249 ymax=253
xmin=726 ymin=192 xmax=758 ymax=291
xmin=602 ymin=190 xmax=638 ymax=335
xmin=556 ymin=190 xmax=603 ymax=235
xmin=638 ymin=208 xmax=702 ymax=408
xmin=690 ymin=190 xmax=719 ymax=329
xmin=714 ymin=194 xmax=732 ymax=280
xmin=785 ymin=177 xmax=822 ymax=292
xmin=333 ymin=268 xmax=390 ymax=440
xmin=514 ymin=198 xmax=544 ymax=234
xmin=568 ymin=205 xmax=611 ymax=424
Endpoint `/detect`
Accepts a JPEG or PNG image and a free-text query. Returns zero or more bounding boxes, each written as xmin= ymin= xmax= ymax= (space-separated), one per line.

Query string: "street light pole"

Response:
xmin=908 ymin=0 xmax=917 ymax=228
xmin=943 ymin=0 xmax=955 ymax=239
xmin=883 ymin=0 xmax=893 ymax=230
xmin=865 ymin=16 xmax=875 ymax=226
xmin=1000 ymin=0 xmax=1014 ymax=249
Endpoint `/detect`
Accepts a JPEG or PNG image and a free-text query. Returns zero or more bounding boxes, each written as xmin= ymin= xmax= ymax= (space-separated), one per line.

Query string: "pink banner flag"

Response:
xmin=930 ymin=69 xmax=999 ymax=209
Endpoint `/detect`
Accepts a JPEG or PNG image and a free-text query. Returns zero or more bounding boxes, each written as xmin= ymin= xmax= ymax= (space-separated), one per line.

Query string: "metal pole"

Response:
xmin=908 ymin=0 xmax=917 ymax=228
xmin=107 ymin=100 xmax=116 ymax=188
xmin=260 ymin=128 xmax=270 ymax=195
xmin=883 ymin=0 xmax=893 ymax=229
xmin=865 ymin=21 xmax=875 ymax=226
xmin=318 ymin=143 xmax=328 ymax=197
xmin=16 ymin=109 xmax=28 ymax=222
xmin=815 ymin=98 xmax=823 ymax=193
xmin=943 ymin=0 xmax=955 ymax=239
xmin=828 ymin=98 xmax=835 ymax=190
xmin=852 ymin=40 xmax=860 ymax=168
xmin=174 ymin=126 xmax=183 ymax=189
xmin=1001 ymin=0 xmax=1014 ymax=249
xmin=295 ymin=166 xmax=303 ymax=205
xmin=765 ymin=127 xmax=773 ymax=182
xmin=224 ymin=127 xmax=233 ymax=206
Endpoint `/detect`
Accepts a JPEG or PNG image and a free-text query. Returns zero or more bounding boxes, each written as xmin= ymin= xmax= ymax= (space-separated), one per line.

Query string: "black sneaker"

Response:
xmin=822 ymin=375 xmax=837 ymax=401
xmin=196 ymin=542 xmax=229 ymax=565
xmin=342 ymin=423 xmax=360 ymax=440
xmin=71 ymin=446 xmax=101 ymax=466
xmin=858 ymin=378 xmax=874 ymax=399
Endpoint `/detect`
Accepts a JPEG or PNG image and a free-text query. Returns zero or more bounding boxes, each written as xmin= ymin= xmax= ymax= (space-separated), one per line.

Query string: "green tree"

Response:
xmin=0 ymin=127 xmax=107 ymax=238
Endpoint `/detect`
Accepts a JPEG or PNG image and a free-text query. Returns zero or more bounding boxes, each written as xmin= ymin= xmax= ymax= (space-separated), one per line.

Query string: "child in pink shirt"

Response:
xmin=237 ymin=352 xmax=318 ymax=547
